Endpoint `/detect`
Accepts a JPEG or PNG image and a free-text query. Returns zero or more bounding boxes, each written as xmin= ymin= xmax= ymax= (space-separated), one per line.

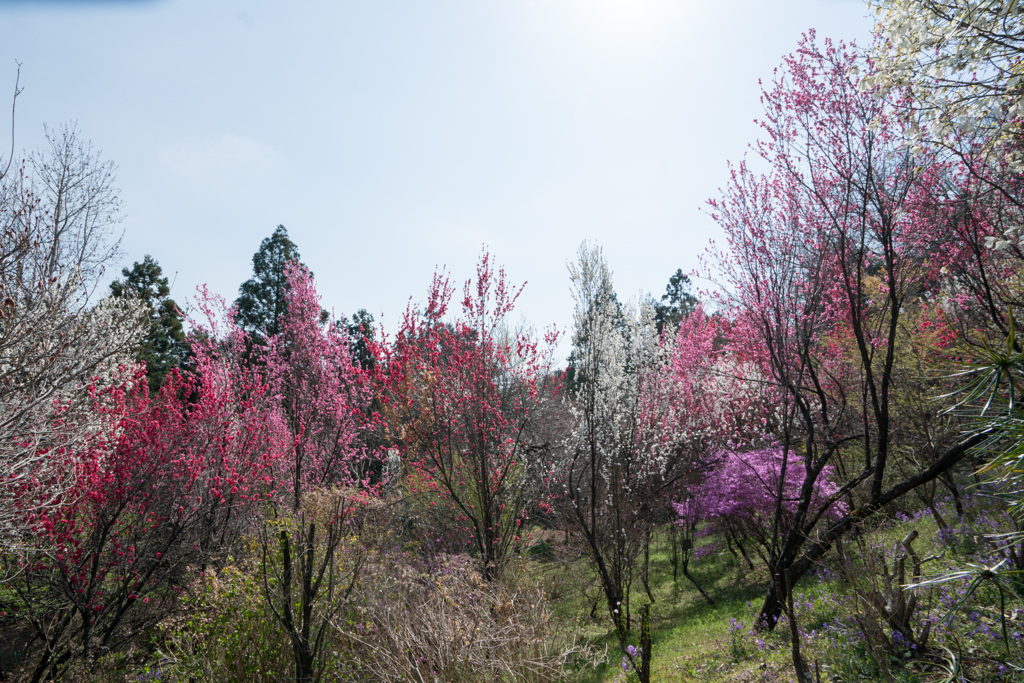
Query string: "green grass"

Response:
xmin=528 ymin=494 xmax=1024 ymax=682
xmin=526 ymin=532 xmax=796 ymax=682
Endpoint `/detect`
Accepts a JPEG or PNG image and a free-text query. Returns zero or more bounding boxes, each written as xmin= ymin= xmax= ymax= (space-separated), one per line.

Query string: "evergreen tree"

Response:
xmin=338 ymin=308 xmax=376 ymax=370
xmin=109 ymin=255 xmax=187 ymax=391
xmin=234 ymin=225 xmax=305 ymax=343
xmin=653 ymin=269 xmax=698 ymax=335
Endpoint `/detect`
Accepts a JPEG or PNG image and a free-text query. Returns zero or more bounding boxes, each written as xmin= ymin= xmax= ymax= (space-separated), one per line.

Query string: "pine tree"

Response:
xmin=234 ymin=225 xmax=305 ymax=343
xmin=653 ymin=269 xmax=698 ymax=335
xmin=109 ymin=255 xmax=186 ymax=391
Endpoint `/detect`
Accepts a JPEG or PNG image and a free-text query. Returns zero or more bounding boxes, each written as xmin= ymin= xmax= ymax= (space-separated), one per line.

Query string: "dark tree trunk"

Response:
xmin=639 ymin=603 xmax=653 ymax=683
xmin=682 ymin=557 xmax=715 ymax=606
xmin=757 ymin=435 xmax=985 ymax=631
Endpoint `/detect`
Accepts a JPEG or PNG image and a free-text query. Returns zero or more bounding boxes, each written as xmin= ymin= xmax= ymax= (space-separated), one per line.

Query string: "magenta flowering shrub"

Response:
xmin=676 ymin=446 xmax=847 ymax=562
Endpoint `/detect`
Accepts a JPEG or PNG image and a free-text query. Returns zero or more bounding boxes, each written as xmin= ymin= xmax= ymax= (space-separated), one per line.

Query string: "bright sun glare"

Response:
xmin=551 ymin=0 xmax=701 ymax=64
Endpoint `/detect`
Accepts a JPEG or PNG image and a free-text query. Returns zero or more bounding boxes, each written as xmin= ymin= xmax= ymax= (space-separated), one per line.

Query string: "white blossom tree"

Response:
xmin=868 ymin=3 xmax=1024 ymax=260
xmin=0 ymin=122 xmax=144 ymax=546
xmin=866 ymin=0 xmax=1024 ymax=142
xmin=556 ymin=242 xmax=692 ymax=682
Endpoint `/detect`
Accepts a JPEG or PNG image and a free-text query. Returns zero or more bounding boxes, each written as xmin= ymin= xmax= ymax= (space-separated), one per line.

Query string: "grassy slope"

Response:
xmin=534 ymin=493 xmax=1024 ymax=682
xmin=531 ymin=532 xmax=797 ymax=682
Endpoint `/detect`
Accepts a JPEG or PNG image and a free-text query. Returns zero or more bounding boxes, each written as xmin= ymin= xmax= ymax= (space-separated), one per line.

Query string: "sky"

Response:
xmin=1 ymin=0 xmax=876 ymax=360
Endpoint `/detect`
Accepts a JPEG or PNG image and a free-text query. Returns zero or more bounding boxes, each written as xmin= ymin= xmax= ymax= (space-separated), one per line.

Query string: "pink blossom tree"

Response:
xmin=653 ymin=306 xmax=778 ymax=599
xmin=264 ymin=262 xmax=376 ymax=511
xmin=705 ymin=35 xmax=985 ymax=655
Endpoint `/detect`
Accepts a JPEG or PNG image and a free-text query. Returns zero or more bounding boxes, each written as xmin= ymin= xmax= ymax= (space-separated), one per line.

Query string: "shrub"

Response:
xmin=338 ymin=552 xmax=595 ymax=682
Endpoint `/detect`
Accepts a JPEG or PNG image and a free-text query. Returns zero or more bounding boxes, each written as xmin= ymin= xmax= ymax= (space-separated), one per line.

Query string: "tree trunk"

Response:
xmin=783 ymin=568 xmax=814 ymax=683
xmin=757 ymin=435 xmax=983 ymax=631
xmin=682 ymin=558 xmax=715 ymax=606
xmin=639 ymin=603 xmax=653 ymax=683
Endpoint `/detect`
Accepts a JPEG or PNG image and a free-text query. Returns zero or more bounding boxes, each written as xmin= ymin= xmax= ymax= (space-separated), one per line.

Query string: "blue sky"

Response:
xmin=2 ymin=0 xmax=874 ymax=358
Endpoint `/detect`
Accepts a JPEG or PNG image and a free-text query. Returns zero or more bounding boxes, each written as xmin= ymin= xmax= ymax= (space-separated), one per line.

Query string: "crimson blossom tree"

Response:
xmin=8 ymin=319 xmax=284 ymax=681
xmin=377 ymin=250 xmax=557 ymax=581
xmin=705 ymin=34 xmax=985 ymax=656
